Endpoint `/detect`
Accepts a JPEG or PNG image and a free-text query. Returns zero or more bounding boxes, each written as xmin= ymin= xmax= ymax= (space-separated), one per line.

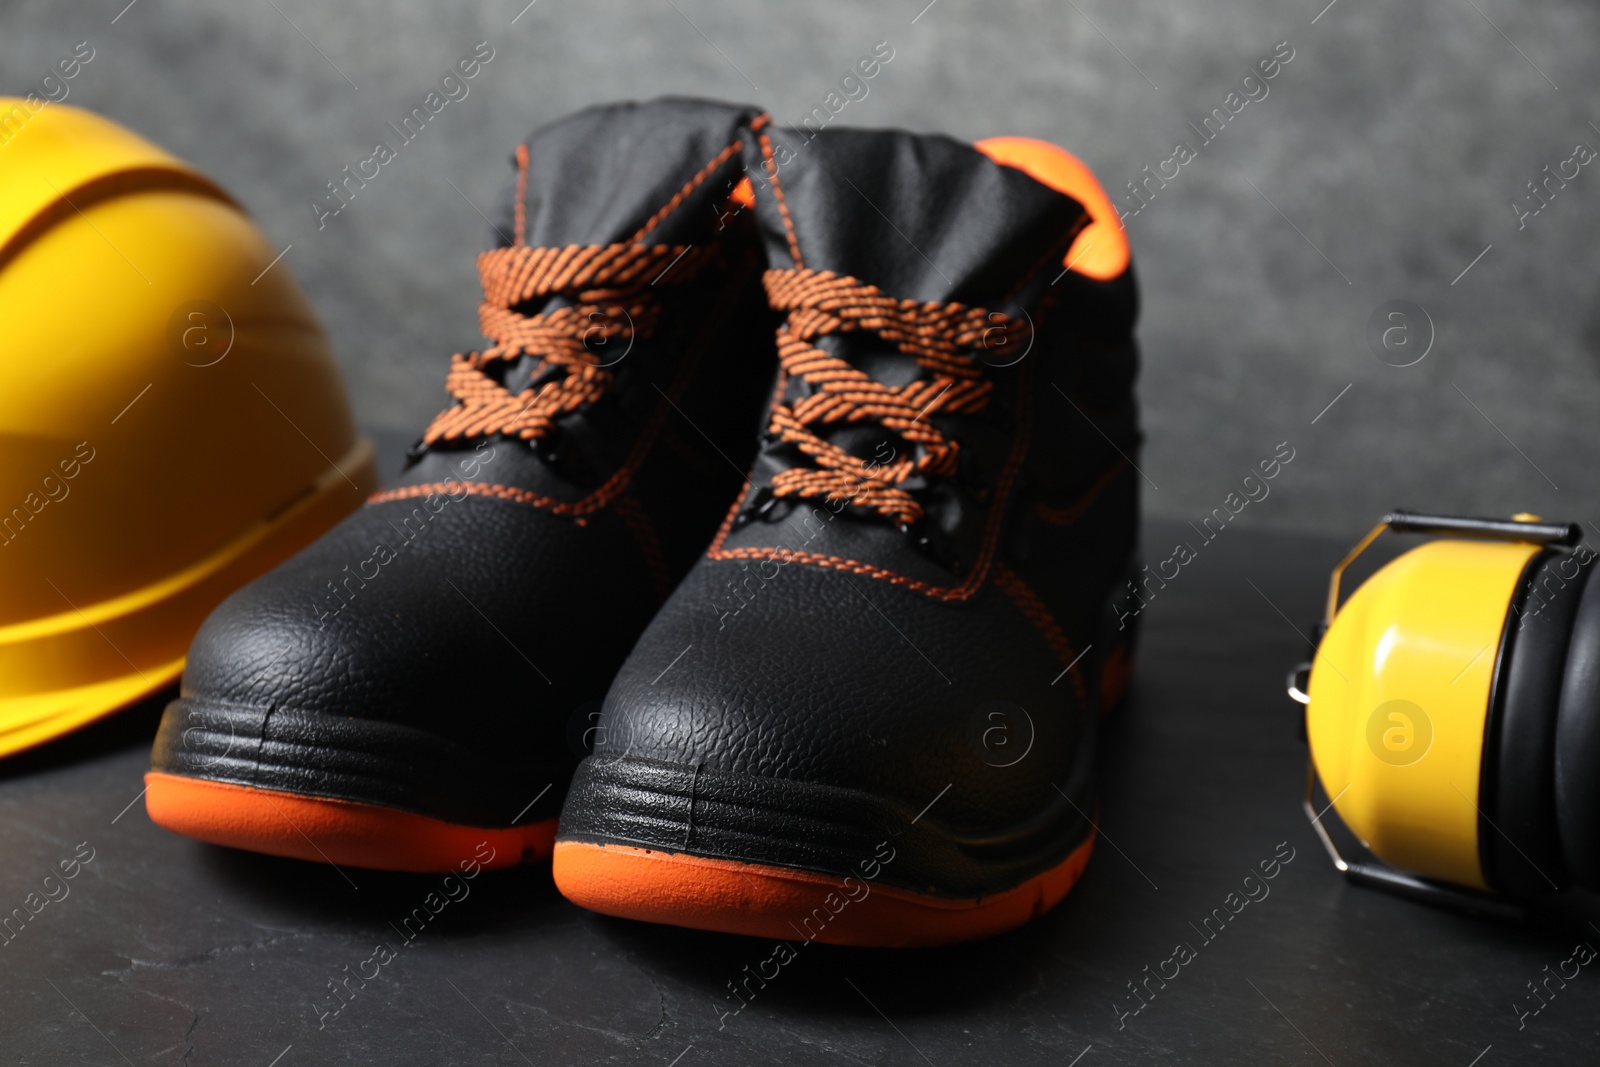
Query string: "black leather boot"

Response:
xmin=145 ymin=98 xmax=777 ymax=872
xmin=553 ymin=128 xmax=1142 ymax=945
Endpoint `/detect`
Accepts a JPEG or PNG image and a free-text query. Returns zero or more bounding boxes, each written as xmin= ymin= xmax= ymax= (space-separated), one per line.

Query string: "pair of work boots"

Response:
xmin=144 ymin=98 xmax=1142 ymax=948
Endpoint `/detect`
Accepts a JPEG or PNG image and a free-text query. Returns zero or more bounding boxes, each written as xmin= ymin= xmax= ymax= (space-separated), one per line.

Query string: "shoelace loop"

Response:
xmin=422 ymin=242 xmax=716 ymax=446
xmin=761 ymin=267 xmax=1030 ymax=526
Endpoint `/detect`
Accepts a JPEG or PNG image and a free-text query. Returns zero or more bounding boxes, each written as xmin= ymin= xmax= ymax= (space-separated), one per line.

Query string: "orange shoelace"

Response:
xmin=422 ymin=242 xmax=717 ymax=445
xmin=761 ymin=267 xmax=1031 ymax=526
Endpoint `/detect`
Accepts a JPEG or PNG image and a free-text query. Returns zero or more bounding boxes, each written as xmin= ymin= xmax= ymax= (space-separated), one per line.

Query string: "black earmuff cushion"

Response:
xmin=1554 ymin=545 xmax=1600 ymax=890
xmin=1482 ymin=549 xmax=1582 ymax=895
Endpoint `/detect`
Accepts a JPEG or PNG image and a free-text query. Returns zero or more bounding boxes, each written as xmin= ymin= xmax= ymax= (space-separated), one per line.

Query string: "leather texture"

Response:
xmin=557 ymin=121 xmax=1142 ymax=899
xmin=150 ymin=98 xmax=780 ymax=830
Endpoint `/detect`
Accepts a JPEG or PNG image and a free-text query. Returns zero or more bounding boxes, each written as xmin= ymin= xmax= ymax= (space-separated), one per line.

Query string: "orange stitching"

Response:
xmin=993 ymin=562 xmax=1088 ymax=707
xmin=630 ymin=136 xmax=746 ymax=243
xmin=756 ymin=128 xmax=804 ymax=267
xmin=369 ymin=479 xmax=605 ymax=518
xmin=710 ymin=545 xmax=969 ymax=600
xmin=1035 ymin=458 xmax=1130 ymax=526
xmin=513 ymin=144 xmax=529 ymax=246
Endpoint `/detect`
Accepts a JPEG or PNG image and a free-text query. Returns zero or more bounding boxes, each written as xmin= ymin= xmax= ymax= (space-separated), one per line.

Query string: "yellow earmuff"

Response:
xmin=1291 ymin=511 xmax=1590 ymax=913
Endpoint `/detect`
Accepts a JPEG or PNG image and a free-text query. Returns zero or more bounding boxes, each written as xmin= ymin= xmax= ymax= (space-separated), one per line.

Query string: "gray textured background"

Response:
xmin=8 ymin=0 xmax=1600 ymax=544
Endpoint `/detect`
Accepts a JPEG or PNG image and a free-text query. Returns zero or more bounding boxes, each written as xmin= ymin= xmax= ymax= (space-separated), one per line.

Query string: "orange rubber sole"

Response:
xmin=552 ymin=832 xmax=1095 ymax=947
xmin=144 ymin=771 xmax=554 ymax=872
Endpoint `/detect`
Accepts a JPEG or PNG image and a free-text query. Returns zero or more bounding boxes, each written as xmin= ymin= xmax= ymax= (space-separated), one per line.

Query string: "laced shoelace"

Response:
xmin=420 ymin=242 xmax=717 ymax=446
xmin=760 ymin=267 xmax=1031 ymax=526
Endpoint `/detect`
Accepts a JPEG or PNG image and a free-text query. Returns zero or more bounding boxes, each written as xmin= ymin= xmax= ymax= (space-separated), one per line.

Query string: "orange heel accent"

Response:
xmin=974 ymin=136 xmax=1129 ymax=281
xmin=144 ymin=772 xmax=554 ymax=872
xmin=552 ymin=833 xmax=1095 ymax=947
xmin=1101 ymin=642 xmax=1136 ymax=716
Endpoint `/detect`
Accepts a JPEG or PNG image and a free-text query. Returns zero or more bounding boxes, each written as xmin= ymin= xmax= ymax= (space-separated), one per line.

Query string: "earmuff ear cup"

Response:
xmin=1555 ymin=549 xmax=1600 ymax=890
xmin=1482 ymin=550 xmax=1583 ymax=895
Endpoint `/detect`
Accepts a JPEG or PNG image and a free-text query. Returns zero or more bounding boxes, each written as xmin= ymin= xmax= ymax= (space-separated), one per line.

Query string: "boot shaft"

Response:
xmin=716 ymin=121 xmax=1140 ymax=615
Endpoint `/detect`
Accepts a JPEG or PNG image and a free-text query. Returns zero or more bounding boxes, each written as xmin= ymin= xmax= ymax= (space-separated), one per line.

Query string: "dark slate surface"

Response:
xmin=4 ymin=520 xmax=1598 ymax=1066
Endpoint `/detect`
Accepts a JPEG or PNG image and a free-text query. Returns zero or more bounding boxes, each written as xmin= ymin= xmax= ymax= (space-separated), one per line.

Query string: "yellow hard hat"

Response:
xmin=0 ymin=99 xmax=375 ymax=756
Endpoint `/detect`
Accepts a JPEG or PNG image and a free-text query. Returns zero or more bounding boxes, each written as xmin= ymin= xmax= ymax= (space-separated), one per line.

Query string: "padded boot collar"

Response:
xmin=494 ymin=96 xmax=765 ymax=248
xmin=743 ymin=123 xmax=1088 ymax=306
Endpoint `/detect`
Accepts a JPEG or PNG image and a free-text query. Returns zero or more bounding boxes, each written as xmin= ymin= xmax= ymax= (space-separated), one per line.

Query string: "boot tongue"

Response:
xmin=747 ymin=125 xmax=1088 ymax=306
xmin=492 ymin=96 xmax=763 ymax=249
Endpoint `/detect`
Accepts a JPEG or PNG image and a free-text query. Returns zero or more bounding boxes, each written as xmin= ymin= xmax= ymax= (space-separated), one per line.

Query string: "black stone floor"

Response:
xmin=3 ymin=521 xmax=1598 ymax=1066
